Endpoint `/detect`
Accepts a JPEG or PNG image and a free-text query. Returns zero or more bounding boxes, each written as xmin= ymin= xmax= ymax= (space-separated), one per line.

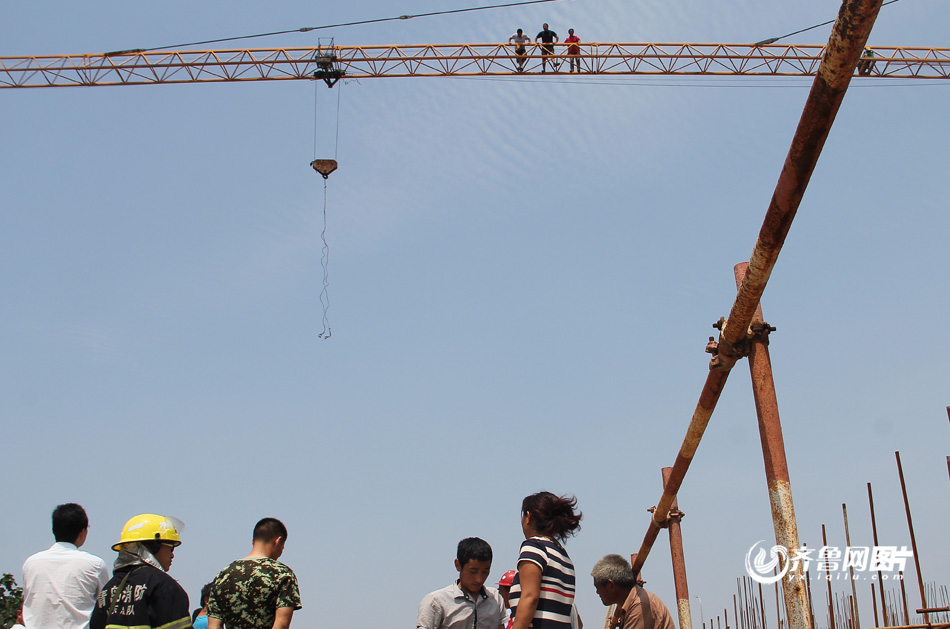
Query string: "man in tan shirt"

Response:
xmin=591 ymin=555 xmax=675 ymax=629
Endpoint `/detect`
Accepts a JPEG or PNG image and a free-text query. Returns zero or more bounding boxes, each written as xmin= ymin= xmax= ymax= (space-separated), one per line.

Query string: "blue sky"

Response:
xmin=2 ymin=1 xmax=948 ymax=628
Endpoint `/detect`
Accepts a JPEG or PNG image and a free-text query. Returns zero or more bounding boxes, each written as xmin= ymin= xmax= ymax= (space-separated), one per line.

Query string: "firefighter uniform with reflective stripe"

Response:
xmin=90 ymin=564 xmax=193 ymax=629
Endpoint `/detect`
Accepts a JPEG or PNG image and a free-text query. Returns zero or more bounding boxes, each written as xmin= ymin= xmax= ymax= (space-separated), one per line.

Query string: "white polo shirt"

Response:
xmin=22 ymin=542 xmax=110 ymax=629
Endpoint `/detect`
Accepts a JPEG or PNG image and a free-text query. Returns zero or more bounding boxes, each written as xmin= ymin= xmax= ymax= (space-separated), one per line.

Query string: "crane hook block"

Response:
xmin=310 ymin=159 xmax=338 ymax=179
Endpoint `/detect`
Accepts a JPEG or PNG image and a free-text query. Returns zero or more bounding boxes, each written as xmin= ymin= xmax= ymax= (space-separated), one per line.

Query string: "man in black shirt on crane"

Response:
xmin=535 ymin=23 xmax=559 ymax=72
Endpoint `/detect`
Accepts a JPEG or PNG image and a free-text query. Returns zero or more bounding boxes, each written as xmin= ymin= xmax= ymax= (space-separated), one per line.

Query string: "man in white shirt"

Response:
xmin=508 ymin=29 xmax=531 ymax=72
xmin=22 ymin=503 xmax=109 ymax=629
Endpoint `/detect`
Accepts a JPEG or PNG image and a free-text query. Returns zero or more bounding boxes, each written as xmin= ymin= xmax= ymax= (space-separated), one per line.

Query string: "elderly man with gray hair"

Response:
xmin=590 ymin=555 xmax=675 ymax=629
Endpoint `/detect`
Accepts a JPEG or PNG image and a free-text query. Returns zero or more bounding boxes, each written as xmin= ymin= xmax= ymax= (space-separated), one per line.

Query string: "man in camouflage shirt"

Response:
xmin=207 ymin=518 xmax=301 ymax=629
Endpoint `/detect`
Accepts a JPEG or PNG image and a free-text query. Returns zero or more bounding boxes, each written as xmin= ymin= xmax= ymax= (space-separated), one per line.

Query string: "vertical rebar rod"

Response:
xmin=663 ymin=467 xmax=693 ymax=629
xmin=745 ymin=577 xmax=759 ymax=629
xmin=823 ymin=525 xmax=835 ymax=629
xmin=735 ymin=594 xmax=740 ymax=629
xmin=743 ymin=578 xmax=750 ymax=629
xmin=895 ymin=451 xmax=929 ymax=624
xmin=752 ymin=578 xmax=759 ymax=629
xmin=872 ymin=585 xmax=879 ymax=628
xmin=868 ymin=483 xmax=887 ymax=626
xmin=899 ymin=572 xmax=909 ymax=625
xmin=735 ymin=261 xmax=811 ymax=629
xmin=738 ymin=581 xmax=744 ymax=629
xmin=842 ymin=504 xmax=861 ymax=629
xmin=742 ymin=577 xmax=759 ymax=629
xmin=631 ymin=0 xmax=884 ymax=586
xmin=775 ymin=572 xmax=782 ymax=629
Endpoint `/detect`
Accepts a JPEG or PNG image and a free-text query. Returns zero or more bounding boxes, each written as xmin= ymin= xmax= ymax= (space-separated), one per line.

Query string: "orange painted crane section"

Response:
xmin=1 ymin=43 xmax=948 ymax=88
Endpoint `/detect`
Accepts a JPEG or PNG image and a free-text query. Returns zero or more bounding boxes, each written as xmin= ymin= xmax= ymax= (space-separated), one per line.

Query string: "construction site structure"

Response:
xmin=3 ymin=2 xmax=947 ymax=629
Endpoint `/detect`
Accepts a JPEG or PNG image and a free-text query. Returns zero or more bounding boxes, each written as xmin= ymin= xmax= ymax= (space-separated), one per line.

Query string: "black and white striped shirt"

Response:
xmin=510 ymin=537 xmax=575 ymax=629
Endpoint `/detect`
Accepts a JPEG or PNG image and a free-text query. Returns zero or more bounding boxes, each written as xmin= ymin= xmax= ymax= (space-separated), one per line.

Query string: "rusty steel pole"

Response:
xmin=632 ymin=0 xmax=884 ymax=583
xmin=868 ymin=483 xmax=887 ymax=626
xmin=899 ymin=572 xmax=910 ymax=625
xmin=823 ymin=525 xmax=836 ymax=629
xmin=842 ymin=504 xmax=861 ymax=629
xmin=734 ymin=262 xmax=811 ymax=629
xmin=663 ymin=467 xmax=694 ymax=629
xmin=895 ymin=452 xmax=929 ymax=624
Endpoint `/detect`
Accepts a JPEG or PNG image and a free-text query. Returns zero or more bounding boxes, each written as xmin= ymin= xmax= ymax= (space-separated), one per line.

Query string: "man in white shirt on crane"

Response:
xmin=22 ymin=503 xmax=109 ymax=629
xmin=509 ymin=29 xmax=531 ymax=72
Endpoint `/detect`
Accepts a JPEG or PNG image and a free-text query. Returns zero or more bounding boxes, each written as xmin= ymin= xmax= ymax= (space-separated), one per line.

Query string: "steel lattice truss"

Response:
xmin=1 ymin=43 xmax=948 ymax=88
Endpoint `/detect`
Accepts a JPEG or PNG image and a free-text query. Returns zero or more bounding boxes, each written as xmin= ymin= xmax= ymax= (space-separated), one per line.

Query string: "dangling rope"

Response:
xmin=312 ymin=81 xmax=343 ymax=339
xmin=317 ymin=179 xmax=331 ymax=339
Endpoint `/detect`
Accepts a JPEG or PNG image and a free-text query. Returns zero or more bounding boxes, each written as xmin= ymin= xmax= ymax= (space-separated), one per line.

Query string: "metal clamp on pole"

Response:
xmin=750 ymin=321 xmax=777 ymax=344
xmin=706 ymin=317 xmax=752 ymax=371
xmin=647 ymin=506 xmax=684 ymax=528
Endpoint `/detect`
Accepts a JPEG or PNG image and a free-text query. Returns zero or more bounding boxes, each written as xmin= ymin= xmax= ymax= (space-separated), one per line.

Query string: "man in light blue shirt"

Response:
xmin=417 ymin=538 xmax=505 ymax=629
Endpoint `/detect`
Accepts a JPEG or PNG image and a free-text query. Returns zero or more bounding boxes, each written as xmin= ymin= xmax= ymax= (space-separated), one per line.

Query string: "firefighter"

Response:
xmin=90 ymin=514 xmax=192 ymax=629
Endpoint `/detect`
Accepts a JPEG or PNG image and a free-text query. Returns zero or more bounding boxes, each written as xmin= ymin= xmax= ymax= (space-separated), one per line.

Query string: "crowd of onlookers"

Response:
xmin=13 ymin=494 xmax=676 ymax=629
xmin=14 ymin=503 xmax=299 ymax=629
xmin=416 ymin=491 xmax=677 ymax=629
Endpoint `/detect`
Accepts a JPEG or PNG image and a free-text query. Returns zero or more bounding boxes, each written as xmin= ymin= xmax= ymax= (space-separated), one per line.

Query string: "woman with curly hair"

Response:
xmin=509 ymin=491 xmax=582 ymax=629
